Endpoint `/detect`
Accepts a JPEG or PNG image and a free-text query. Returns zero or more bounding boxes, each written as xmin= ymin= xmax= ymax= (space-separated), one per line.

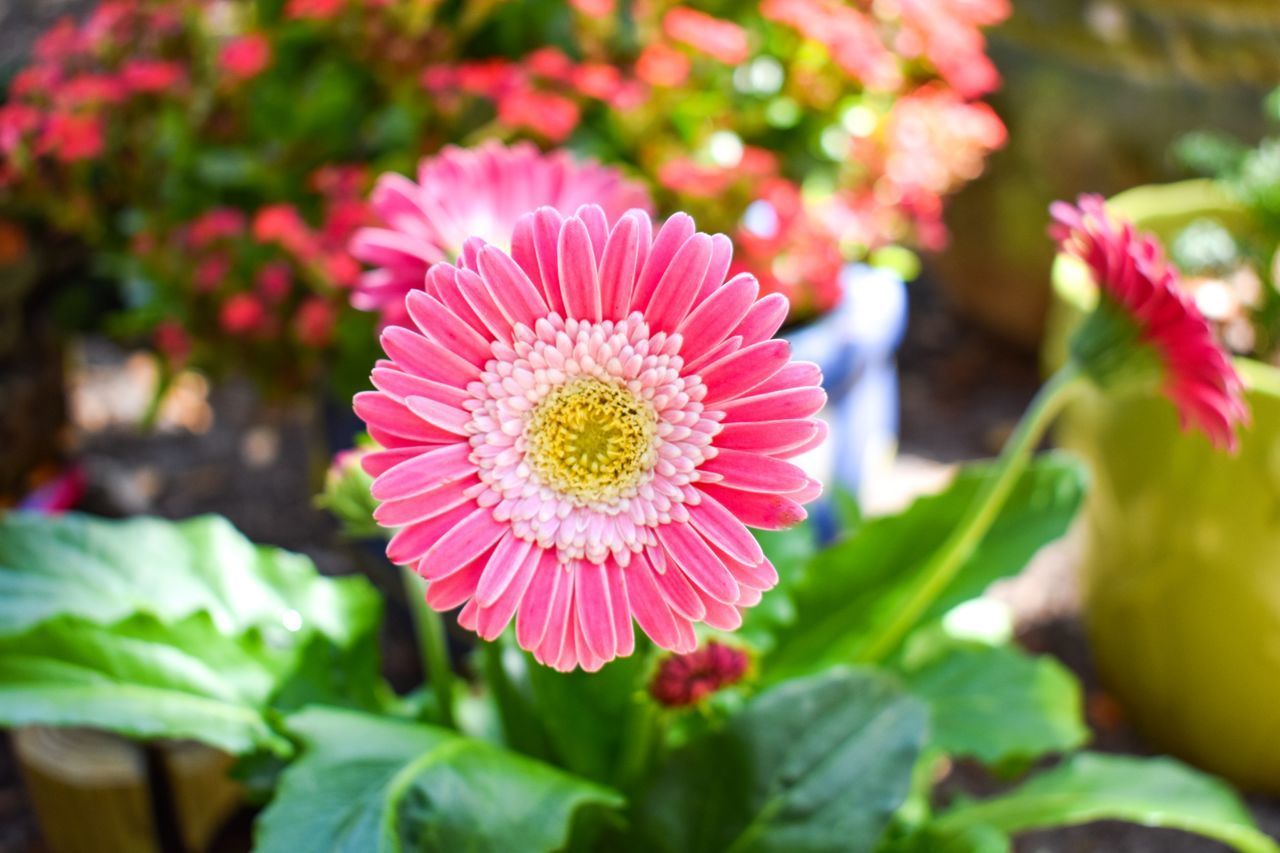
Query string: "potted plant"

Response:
xmin=1047 ymin=177 xmax=1280 ymax=793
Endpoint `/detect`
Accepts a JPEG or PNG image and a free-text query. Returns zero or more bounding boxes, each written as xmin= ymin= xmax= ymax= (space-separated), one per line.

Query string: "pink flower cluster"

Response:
xmin=138 ymin=166 xmax=371 ymax=371
xmin=422 ymin=47 xmax=649 ymax=143
xmin=0 ymin=0 xmax=276 ymax=183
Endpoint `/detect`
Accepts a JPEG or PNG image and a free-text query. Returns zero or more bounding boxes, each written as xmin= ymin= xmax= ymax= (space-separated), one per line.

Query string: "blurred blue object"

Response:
xmin=786 ymin=264 xmax=908 ymax=540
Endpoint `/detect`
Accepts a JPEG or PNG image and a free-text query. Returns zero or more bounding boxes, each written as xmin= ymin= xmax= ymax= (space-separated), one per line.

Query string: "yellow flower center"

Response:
xmin=525 ymin=377 xmax=657 ymax=502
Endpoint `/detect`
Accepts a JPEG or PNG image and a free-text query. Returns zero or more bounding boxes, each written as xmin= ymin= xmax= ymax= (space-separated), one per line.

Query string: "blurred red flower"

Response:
xmin=219 ymin=293 xmax=266 ymax=335
xmin=219 ymin=35 xmax=272 ymax=82
xmin=663 ymin=8 xmax=750 ymax=65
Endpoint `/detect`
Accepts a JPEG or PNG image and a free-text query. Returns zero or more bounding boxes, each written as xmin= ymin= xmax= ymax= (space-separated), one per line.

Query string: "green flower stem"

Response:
xmin=858 ymin=361 xmax=1086 ymax=665
xmin=401 ymin=567 xmax=456 ymax=729
xmin=614 ymin=643 xmax=660 ymax=792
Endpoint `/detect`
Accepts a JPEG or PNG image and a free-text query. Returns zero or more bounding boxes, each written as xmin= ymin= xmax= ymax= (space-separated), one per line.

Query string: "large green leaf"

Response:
xmin=255 ymin=707 xmax=624 ymax=853
xmin=633 ymin=667 xmax=927 ymax=853
xmin=765 ymin=454 xmax=1086 ymax=680
xmin=0 ymin=613 xmax=292 ymax=754
xmin=929 ymin=753 xmax=1279 ymax=853
xmin=0 ymin=512 xmax=377 ymax=644
xmin=0 ymin=513 xmax=387 ymax=749
xmin=901 ymin=643 xmax=1087 ymax=768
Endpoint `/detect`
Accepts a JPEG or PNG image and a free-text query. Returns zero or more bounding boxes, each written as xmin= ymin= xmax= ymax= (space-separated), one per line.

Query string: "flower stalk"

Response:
xmin=402 ymin=567 xmax=457 ymax=728
xmin=858 ymin=361 xmax=1086 ymax=664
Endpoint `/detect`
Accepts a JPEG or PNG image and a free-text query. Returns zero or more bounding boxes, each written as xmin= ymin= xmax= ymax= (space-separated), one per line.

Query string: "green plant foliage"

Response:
xmin=764 ymin=454 xmax=1086 ymax=680
xmin=0 ymin=513 xmax=387 ymax=750
xmin=632 ymin=668 xmax=927 ymax=853
xmin=924 ymin=754 xmax=1279 ymax=853
xmin=900 ymin=643 xmax=1087 ymax=768
xmin=0 ymin=513 xmax=377 ymax=643
xmin=0 ymin=613 xmax=294 ymax=754
xmin=485 ymin=634 xmax=651 ymax=786
xmin=255 ymin=706 xmax=624 ymax=853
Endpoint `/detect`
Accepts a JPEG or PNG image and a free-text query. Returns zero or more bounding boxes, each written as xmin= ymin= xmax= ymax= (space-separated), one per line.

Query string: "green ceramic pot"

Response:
xmin=1046 ymin=180 xmax=1280 ymax=793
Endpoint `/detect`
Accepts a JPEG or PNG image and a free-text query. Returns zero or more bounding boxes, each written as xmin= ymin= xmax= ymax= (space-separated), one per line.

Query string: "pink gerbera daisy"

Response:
xmin=355 ymin=205 xmax=826 ymax=671
xmin=1050 ymin=194 xmax=1248 ymax=450
xmin=349 ymin=141 xmax=652 ymax=327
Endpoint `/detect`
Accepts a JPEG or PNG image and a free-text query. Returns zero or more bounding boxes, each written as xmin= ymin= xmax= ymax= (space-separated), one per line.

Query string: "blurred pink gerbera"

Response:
xmin=350 ymin=141 xmax=651 ymax=327
xmin=1050 ymin=194 xmax=1248 ymax=450
xmin=356 ymin=205 xmax=826 ymax=671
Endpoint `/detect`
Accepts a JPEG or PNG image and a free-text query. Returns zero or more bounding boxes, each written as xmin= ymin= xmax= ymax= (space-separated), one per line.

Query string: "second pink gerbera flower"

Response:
xmin=1050 ymin=194 xmax=1248 ymax=450
xmin=349 ymin=141 xmax=651 ymax=327
xmin=356 ymin=205 xmax=826 ymax=671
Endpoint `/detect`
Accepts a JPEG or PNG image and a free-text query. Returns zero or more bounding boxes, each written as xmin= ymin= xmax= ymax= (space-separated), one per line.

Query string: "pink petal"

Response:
xmin=517 ymin=555 xmax=562 ymax=651
xmin=627 ymin=554 xmax=683 ymax=650
xmin=429 ymin=266 xmax=492 ymax=341
xmin=788 ymin=477 xmax=824 ymax=504
xmin=697 ymin=484 xmax=806 ymax=530
xmin=656 ymin=523 xmax=740 ymax=605
xmin=476 ymin=546 xmax=546 ymax=641
xmin=631 ymin=213 xmax=695 ymax=312
xmin=694 ymin=233 xmax=735 ymax=302
xmin=685 ymin=336 xmax=742 ymax=375
xmin=405 ymin=395 xmax=470 ymax=436
xmin=777 ymin=419 xmax=829 ymax=459
xmin=355 ymin=393 xmax=457 ymax=444
xmin=457 ymin=267 xmax=514 ymax=343
xmin=698 ymin=339 xmax=790 ymax=404
xmin=574 ymin=561 xmax=617 ymax=661
xmin=362 ymin=445 xmax=435 ymax=477
xmin=734 ymin=293 xmax=790 ymax=344
xmin=701 ymin=448 xmax=809 ymax=493
xmin=371 ymin=442 xmax=472 ymax=501
xmin=607 ymin=564 xmax=635 ymax=658
xmin=425 ymin=549 xmax=489 ymax=609
xmin=510 ymin=215 xmax=542 ymax=291
xmin=571 ymin=615 xmax=603 ymax=672
xmin=650 ymin=554 xmax=707 ymax=621
xmin=646 ymin=232 xmax=713 ymax=333
xmin=371 ymin=367 xmax=472 ymax=410
xmin=531 ymin=207 xmax=566 ymax=314
xmin=477 ymin=245 xmax=550 ymax=329
xmin=534 ymin=565 xmax=576 ymax=667
xmin=387 ymin=502 xmax=475 ymax=566
xmin=575 ymin=203 xmax=610 ymax=260
xmin=558 ymin=217 xmax=602 ymax=322
xmin=714 ymin=419 xmax=823 ymax=455
xmin=676 ymin=273 xmax=758 ymax=364
xmin=474 ymin=533 xmax=535 ymax=607
xmin=709 ymin=543 xmax=779 ymax=591
xmin=720 ymin=386 xmax=827 ymax=422
xmin=598 ymin=214 xmax=641 ymax=321
xmin=693 ymin=588 xmax=743 ymax=631
xmin=372 ymin=474 xmax=476 ymax=526
xmin=405 ymin=291 xmax=492 ymax=365
xmin=418 ymin=506 xmax=509 ymax=581
xmin=381 ymin=326 xmax=478 ymax=385
xmin=687 ymin=493 xmax=764 ymax=566
xmin=750 ymin=361 xmax=823 ymax=396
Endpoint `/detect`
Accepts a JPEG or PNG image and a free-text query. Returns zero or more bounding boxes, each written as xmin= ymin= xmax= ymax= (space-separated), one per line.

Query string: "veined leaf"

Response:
xmin=929 ymin=753 xmax=1278 ymax=853
xmin=255 ymin=706 xmax=624 ymax=853
xmin=633 ymin=667 xmax=926 ymax=853
xmin=0 ymin=512 xmax=377 ymax=645
xmin=765 ymin=454 xmax=1086 ymax=680
xmin=0 ymin=613 xmax=292 ymax=754
xmin=901 ymin=643 xmax=1087 ymax=767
